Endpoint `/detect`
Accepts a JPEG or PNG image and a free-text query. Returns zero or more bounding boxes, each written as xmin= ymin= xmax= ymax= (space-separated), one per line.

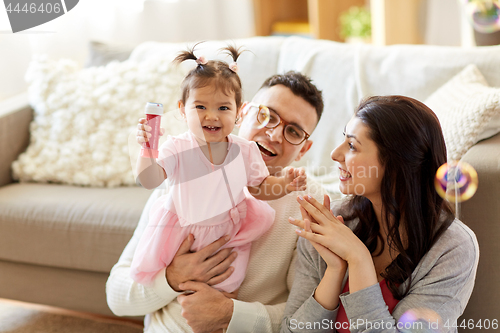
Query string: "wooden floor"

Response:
xmin=0 ymin=298 xmax=144 ymax=329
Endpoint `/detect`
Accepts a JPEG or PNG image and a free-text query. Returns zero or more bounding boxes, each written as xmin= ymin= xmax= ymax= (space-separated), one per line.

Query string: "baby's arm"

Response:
xmin=136 ymin=118 xmax=166 ymax=189
xmin=248 ymin=167 xmax=306 ymax=200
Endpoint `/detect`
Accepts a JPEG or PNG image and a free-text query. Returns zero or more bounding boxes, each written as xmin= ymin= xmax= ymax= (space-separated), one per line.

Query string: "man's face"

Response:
xmin=238 ymin=84 xmax=318 ymax=176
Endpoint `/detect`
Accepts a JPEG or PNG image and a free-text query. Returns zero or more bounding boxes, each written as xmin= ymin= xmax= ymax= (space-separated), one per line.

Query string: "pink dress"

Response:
xmin=130 ymin=131 xmax=275 ymax=292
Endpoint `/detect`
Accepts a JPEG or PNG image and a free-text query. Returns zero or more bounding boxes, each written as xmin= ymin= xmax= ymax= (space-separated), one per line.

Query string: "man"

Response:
xmin=106 ymin=71 xmax=327 ymax=333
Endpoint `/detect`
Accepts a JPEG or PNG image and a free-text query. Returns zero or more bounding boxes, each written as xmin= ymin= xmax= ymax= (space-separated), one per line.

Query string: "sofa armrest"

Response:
xmin=460 ymin=133 xmax=500 ymax=226
xmin=459 ymin=133 xmax=500 ymax=321
xmin=0 ymin=93 xmax=32 ymax=187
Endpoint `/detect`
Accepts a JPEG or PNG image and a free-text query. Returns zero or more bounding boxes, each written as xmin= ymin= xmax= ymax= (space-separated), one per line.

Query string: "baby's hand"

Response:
xmin=136 ymin=118 xmax=164 ymax=145
xmin=283 ymin=167 xmax=307 ymax=193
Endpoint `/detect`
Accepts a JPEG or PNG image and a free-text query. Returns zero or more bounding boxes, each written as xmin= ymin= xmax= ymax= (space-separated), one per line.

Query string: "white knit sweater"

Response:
xmin=106 ymin=179 xmax=328 ymax=333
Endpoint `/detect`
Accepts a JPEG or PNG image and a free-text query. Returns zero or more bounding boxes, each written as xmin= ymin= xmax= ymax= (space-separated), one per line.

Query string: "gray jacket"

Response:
xmin=281 ymin=218 xmax=479 ymax=333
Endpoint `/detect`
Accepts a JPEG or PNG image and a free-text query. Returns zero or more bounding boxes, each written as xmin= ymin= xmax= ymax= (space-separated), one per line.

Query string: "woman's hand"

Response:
xmin=289 ymin=194 xmax=346 ymax=272
xmin=289 ymin=195 xmax=347 ymax=310
xmin=289 ymin=195 xmax=368 ymax=265
xmin=294 ymin=195 xmax=379 ymax=293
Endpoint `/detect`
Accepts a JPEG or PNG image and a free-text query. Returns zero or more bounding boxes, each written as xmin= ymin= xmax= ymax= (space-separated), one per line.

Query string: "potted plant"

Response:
xmin=339 ymin=6 xmax=372 ymax=44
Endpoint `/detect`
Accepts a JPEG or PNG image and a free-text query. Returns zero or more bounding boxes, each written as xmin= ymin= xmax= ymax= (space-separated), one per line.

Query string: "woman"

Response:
xmin=282 ymin=96 xmax=479 ymax=333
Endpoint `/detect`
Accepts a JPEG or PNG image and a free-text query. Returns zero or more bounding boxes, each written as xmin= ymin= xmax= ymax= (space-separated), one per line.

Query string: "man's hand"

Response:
xmin=283 ymin=167 xmax=307 ymax=193
xmin=177 ymin=281 xmax=235 ymax=333
xmin=166 ymin=234 xmax=238 ymax=292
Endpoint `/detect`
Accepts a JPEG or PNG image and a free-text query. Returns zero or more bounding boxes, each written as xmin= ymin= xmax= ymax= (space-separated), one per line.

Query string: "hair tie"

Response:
xmin=196 ymin=55 xmax=207 ymax=65
xmin=229 ymin=62 xmax=239 ymax=73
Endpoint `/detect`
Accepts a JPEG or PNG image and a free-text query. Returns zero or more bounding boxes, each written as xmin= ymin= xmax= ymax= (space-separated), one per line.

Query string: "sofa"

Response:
xmin=0 ymin=36 xmax=499 ymax=326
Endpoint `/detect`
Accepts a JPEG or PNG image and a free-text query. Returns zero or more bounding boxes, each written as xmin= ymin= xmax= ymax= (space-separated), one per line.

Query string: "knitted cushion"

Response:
xmin=425 ymin=64 xmax=500 ymax=161
xmin=12 ymin=56 xmax=186 ymax=187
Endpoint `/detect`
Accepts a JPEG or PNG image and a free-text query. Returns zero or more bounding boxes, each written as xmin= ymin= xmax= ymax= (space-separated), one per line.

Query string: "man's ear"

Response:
xmin=236 ymin=102 xmax=249 ymax=125
xmin=295 ymin=139 xmax=313 ymax=162
xmin=236 ymin=102 xmax=249 ymax=127
xmin=240 ymin=102 xmax=249 ymax=117
xmin=178 ymin=100 xmax=186 ymax=119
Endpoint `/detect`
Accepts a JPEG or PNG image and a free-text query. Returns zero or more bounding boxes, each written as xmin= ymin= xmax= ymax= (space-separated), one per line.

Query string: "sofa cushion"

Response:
xmin=0 ymin=183 xmax=152 ymax=273
xmin=425 ymin=64 xmax=500 ymax=161
xmin=84 ymin=41 xmax=134 ymax=68
xmin=12 ymin=55 xmax=185 ymax=187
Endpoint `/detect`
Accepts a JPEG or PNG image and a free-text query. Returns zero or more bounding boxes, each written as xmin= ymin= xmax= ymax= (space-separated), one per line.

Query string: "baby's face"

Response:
xmin=180 ymin=85 xmax=238 ymax=143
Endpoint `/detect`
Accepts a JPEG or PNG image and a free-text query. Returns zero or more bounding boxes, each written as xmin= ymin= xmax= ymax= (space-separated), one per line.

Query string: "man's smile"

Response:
xmin=256 ymin=142 xmax=277 ymax=157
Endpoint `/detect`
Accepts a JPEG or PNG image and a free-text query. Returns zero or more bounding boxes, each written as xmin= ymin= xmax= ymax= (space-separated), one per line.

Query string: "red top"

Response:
xmin=335 ymin=279 xmax=399 ymax=333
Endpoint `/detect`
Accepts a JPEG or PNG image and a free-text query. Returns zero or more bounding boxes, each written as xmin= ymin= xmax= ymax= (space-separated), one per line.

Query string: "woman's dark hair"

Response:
xmin=342 ymin=95 xmax=455 ymax=300
xmin=174 ymin=43 xmax=244 ymax=109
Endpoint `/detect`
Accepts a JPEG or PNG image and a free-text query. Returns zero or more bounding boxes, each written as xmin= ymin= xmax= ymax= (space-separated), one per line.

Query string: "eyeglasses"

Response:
xmin=245 ymin=103 xmax=310 ymax=145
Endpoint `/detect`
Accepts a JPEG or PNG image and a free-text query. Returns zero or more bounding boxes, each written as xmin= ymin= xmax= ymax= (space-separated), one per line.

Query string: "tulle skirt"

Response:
xmin=130 ymin=191 xmax=275 ymax=293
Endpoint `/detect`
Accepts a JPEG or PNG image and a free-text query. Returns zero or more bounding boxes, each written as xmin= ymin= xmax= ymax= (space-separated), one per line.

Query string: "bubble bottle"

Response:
xmin=141 ymin=102 xmax=163 ymax=158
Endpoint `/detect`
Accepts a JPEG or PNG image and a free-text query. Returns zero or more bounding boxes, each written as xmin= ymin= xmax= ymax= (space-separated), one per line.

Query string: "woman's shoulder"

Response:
xmin=330 ymin=198 xmax=358 ymax=228
xmin=437 ymin=219 xmax=478 ymax=247
xmin=435 ymin=219 xmax=479 ymax=255
xmin=330 ymin=198 xmax=348 ymax=215
xmin=419 ymin=218 xmax=479 ymax=276
xmin=408 ymin=218 xmax=479 ymax=305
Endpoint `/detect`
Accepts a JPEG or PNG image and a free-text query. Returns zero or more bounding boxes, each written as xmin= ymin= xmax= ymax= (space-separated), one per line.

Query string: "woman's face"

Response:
xmin=331 ymin=116 xmax=385 ymax=203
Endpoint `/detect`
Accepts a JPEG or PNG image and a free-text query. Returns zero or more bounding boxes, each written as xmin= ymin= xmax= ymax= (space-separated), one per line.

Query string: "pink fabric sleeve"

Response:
xmin=245 ymin=142 xmax=270 ymax=187
xmin=156 ymin=136 xmax=178 ymax=179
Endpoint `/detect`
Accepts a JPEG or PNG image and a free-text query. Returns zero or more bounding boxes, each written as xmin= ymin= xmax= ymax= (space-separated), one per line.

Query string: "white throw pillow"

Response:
xmin=425 ymin=64 xmax=500 ymax=161
xmin=12 ymin=56 xmax=186 ymax=187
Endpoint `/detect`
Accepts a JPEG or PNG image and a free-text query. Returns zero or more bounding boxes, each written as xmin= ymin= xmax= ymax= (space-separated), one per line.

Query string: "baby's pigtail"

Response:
xmin=173 ymin=41 xmax=205 ymax=66
xmin=221 ymin=44 xmax=243 ymax=63
xmin=220 ymin=44 xmax=244 ymax=73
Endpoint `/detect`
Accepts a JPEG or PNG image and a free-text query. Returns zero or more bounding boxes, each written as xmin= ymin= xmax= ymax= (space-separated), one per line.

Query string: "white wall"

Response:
xmin=423 ymin=0 xmax=477 ymax=47
xmin=0 ymin=0 xmax=255 ymax=101
xmin=423 ymin=0 xmax=461 ymax=46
